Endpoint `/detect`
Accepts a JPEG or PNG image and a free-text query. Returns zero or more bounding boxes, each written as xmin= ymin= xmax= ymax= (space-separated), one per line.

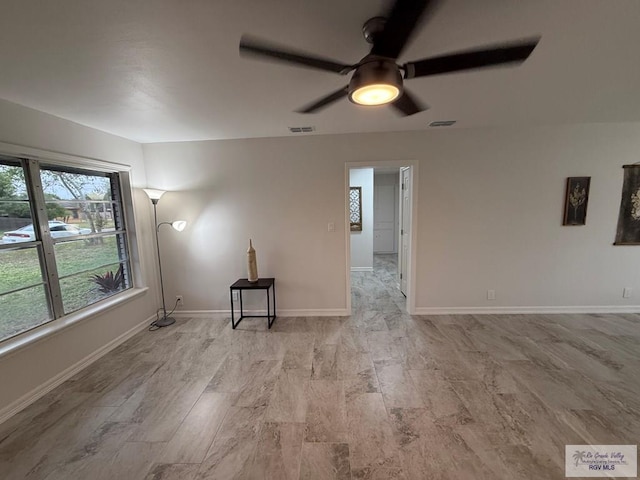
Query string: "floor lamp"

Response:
xmin=144 ymin=188 xmax=187 ymax=328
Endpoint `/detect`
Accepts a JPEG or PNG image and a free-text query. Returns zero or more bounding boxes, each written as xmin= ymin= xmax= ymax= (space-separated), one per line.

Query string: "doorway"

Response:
xmin=345 ymin=161 xmax=417 ymax=314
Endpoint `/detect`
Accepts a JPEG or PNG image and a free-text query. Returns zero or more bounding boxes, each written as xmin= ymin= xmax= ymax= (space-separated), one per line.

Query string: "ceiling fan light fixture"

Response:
xmin=350 ymin=84 xmax=400 ymax=106
xmin=348 ymin=59 xmax=403 ymax=107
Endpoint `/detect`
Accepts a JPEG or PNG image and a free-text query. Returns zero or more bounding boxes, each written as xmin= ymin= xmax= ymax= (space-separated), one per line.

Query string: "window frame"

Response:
xmin=0 ymin=143 xmax=142 ymax=346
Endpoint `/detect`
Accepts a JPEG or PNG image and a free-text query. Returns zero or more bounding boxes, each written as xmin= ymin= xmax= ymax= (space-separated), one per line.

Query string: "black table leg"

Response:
xmin=268 ymin=282 xmax=276 ymax=328
xmin=267 ymin=286 xmax=272 ymax=329
xmin=230 ymin=288 xmax=237 ymax=329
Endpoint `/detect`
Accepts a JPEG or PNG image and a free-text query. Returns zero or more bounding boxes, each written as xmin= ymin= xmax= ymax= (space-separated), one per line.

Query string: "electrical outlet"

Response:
xmin=176 ymin=295 xmax=184 ymax=306
xmin=232 ymin=291 xmax=239 ymax=301
xmin=487 ymin=289 xmax=496 ymax=301
xmin=623 ymin=287 xmax=632 ymax=298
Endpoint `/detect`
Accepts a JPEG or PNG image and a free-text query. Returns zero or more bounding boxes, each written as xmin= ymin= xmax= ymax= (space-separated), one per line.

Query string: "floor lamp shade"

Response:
xmin=171 ymin=220 xmax=187 ymax=231
xmin=143 ymin=188 xmax=166 ymax=202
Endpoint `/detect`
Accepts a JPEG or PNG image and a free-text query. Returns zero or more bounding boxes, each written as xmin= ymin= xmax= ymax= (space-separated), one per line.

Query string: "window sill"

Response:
xmin=0 ymin=287 xmax=149 ymax=360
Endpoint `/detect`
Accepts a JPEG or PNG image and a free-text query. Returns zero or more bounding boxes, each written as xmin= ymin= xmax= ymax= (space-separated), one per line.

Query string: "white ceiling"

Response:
xmin=0 ymin=0 xmax=639 ymax=143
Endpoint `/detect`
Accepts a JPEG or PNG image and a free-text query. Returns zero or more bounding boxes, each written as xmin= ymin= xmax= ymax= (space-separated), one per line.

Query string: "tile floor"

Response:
xmin=0 ymin=254 xmax=638 ymax=479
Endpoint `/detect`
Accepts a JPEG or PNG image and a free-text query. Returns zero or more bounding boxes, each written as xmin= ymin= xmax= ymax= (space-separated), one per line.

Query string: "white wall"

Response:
xmin=144 ymin=122 xmax=640 ymax=315
xmin=0 ymin=99 xmax=156 ymax=414
xmin=142 ymin=136 xmax=348 ymax=315
xmin=414 ymin=124 xmax=640 ymax=310
xmin=350 ymin=168 xmax=374 ymax=271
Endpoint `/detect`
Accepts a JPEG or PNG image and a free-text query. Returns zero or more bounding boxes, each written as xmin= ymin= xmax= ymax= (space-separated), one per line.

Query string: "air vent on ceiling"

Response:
xmin=288 ymin=126 xmax=315 ymax=133
xmin=429 ymin=120 xmax=457 ymax=127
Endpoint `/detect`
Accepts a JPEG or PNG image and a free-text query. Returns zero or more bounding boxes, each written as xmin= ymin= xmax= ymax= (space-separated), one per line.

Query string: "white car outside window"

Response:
xmin=2 ymin=221 xmax=91 ymax=243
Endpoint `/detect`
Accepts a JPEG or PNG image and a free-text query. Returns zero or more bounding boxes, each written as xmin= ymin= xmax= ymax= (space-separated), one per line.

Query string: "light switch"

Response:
xmin=328 ymin=222 xmax=335 ymax=232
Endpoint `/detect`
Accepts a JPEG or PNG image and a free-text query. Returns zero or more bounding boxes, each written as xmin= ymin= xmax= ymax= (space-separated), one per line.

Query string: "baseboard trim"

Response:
xmin=0 ymin=315 xmax=153 ymax=426
xmin=350 ymin=267 xmax=373 ymax=272
xmin=173 ymin=309 xmax=350 ymax=318
xmin=175 ymin=305 xmax=640 ymax=318
xmin=414 ymin=305 xmax=640 ymax=315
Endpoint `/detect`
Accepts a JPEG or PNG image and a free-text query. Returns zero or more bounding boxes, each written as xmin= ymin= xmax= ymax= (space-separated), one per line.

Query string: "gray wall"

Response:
xmin=143 ymin=122 xmax=640 ymax=314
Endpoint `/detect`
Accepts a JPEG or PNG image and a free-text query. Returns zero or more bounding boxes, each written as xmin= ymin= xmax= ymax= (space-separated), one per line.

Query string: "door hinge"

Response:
xmin=401 ymin=229 xmax=404 ymax=235
xmin=400 ymin=273 xmax=403 ymax=279
xmin=402 ymin=183 xmax=406 ymax=190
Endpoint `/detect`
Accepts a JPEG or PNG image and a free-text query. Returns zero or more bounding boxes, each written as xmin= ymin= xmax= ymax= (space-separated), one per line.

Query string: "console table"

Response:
xmin=229 ymin=278 xmax=276 ymax=329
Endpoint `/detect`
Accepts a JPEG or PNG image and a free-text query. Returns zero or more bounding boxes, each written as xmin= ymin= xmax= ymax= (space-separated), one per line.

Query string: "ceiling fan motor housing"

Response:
xmin=348 ymin=59 xmax=403 ymax=105
xmin=362 ymin=16 xmax=387 ymax=44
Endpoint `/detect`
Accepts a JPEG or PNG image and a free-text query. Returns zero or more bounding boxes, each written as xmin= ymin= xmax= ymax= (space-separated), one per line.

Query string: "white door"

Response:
xmin=374 ymin=184 xmax=396 ymax=253
xmin=399 ymin=167 xmax=411 ymax=296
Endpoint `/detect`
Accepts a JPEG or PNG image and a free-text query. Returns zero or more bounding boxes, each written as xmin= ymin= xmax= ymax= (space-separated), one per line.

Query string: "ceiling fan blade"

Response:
xmin=390 ymin=89 xmax=428 ymax=116
xmin=371 ymin=0 xmax=440 ymax=60
xmin=403 ymin=38 xmax=540 ymax=79
xmin=297 ymin=86 xmax=350 ymax=113
xmin=240 ymin=35 xmax=353 ymax=74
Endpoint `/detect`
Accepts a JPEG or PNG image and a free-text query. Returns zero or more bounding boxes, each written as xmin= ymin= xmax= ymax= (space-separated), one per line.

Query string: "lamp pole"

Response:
xmin=151 ymin=198 xmax=175 ymax=327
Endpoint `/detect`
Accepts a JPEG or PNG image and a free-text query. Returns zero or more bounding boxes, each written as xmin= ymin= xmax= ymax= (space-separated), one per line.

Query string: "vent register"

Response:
xmin=288 ymin=126 xmax=315 ymax=133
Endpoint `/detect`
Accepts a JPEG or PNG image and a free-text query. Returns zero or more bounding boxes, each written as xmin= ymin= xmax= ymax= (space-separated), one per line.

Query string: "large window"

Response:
xmin=0 ymin=156 xmax=132 ymax=342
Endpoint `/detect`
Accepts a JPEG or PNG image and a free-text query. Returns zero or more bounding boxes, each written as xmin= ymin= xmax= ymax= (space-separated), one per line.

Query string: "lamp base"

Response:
xmin=155 ymin=316 xmax=176 ymax=328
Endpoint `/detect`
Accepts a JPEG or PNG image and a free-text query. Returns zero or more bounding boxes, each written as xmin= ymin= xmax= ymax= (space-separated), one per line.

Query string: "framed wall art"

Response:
xmin=350 ymin=186 xmax=362 ymax=231
xmin=563 ymin=177 xmax=590 ymax=226
xmin=615 ymin=164 xmax=640 ymax=245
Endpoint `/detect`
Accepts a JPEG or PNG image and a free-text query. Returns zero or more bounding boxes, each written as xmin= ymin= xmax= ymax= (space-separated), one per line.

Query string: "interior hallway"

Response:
xmin=350 ymin=253 xmax=406 ymax=328
xmin=0 ymin=254 xmax=638 ymax=479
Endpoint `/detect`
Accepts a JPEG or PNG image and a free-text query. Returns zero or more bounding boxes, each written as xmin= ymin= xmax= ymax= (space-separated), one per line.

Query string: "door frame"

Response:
xmin=345 ymin=160 xmax=419 ymax=315
xmin=399 ymin=166 xmax=411 ymax=296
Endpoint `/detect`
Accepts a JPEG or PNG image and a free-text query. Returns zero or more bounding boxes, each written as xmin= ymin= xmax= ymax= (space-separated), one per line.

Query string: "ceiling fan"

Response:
xmin=239 ymin=0 xmax=540 ymax=116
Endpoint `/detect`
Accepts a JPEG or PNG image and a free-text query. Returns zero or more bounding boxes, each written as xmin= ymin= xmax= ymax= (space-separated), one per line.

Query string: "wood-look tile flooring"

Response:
xmin=1 ymin=254 xmax=639 ymax=479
